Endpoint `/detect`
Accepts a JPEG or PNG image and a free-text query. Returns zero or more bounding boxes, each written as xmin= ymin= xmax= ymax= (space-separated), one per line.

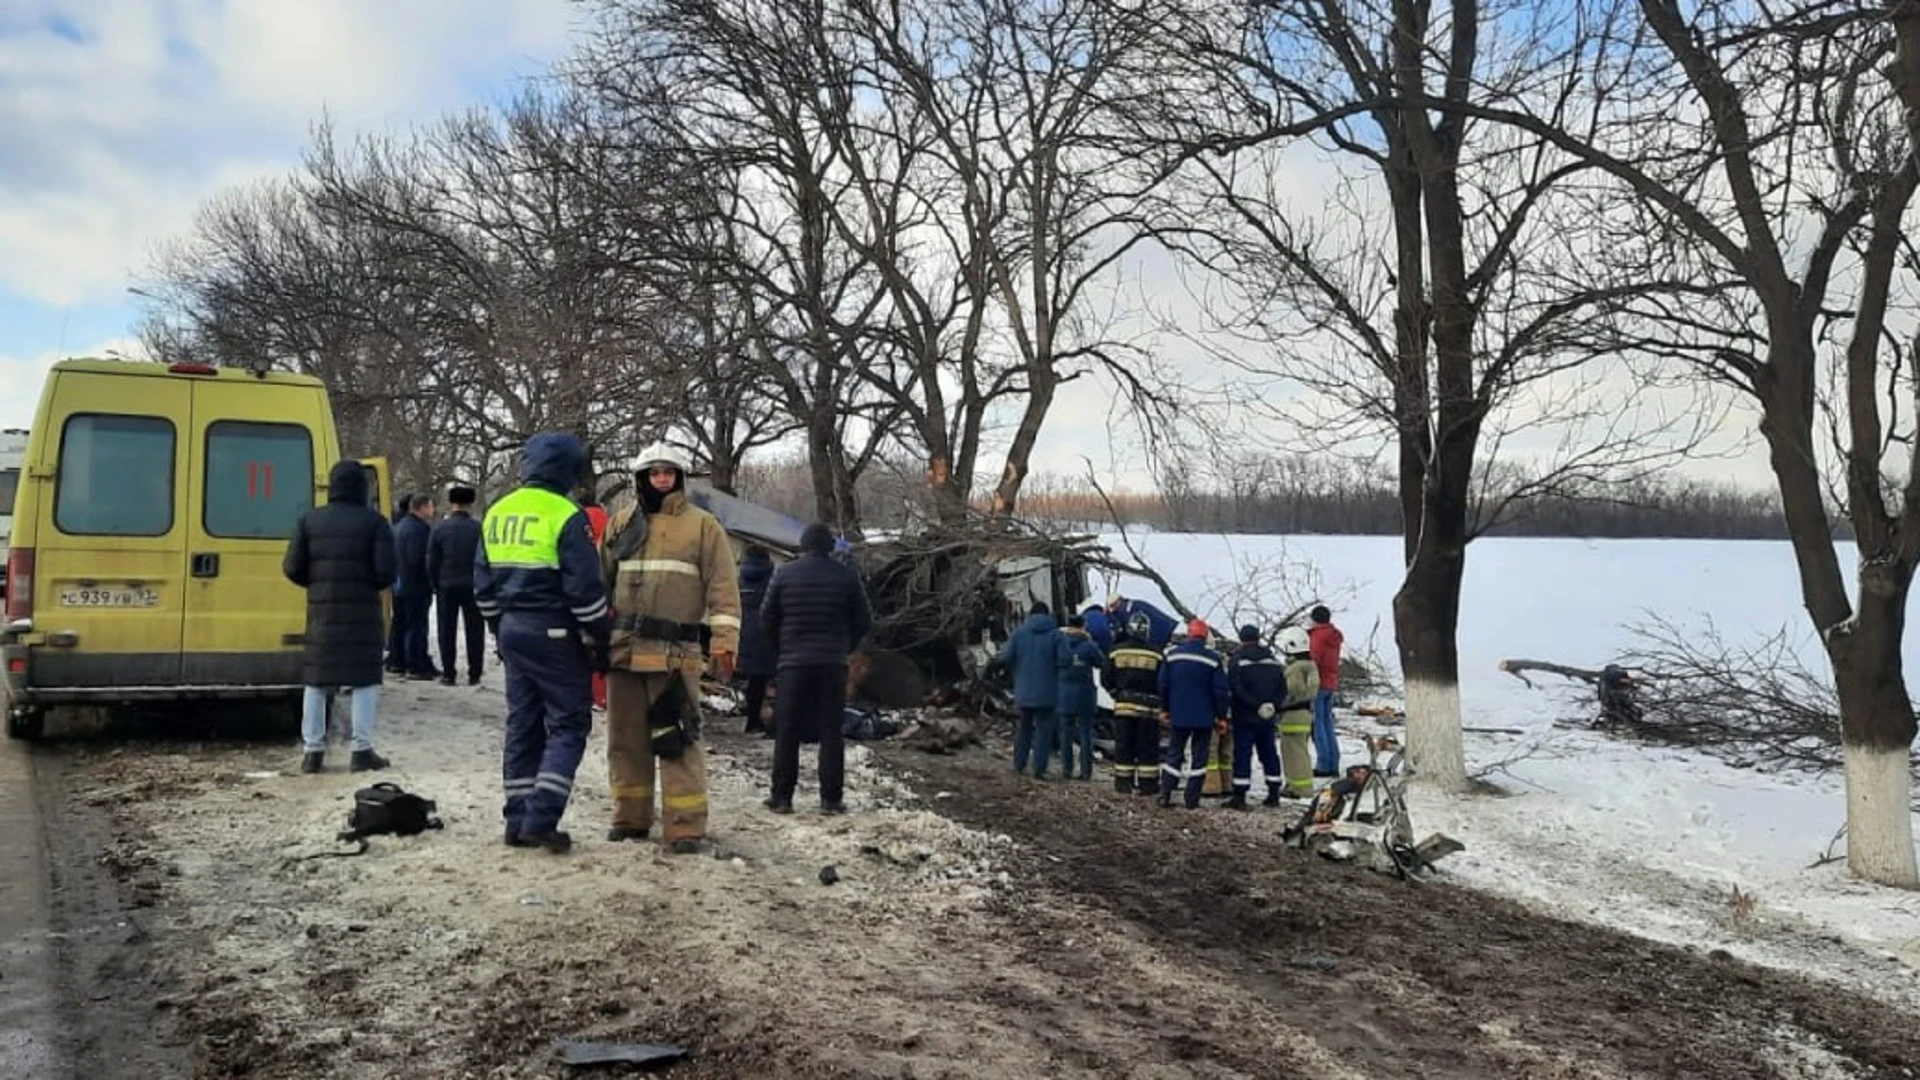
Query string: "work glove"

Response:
xmin=485 ymin=615 xmax=501 ymax=638
xmin=710 ymin=649 xmax=736 ymax=682
xmin=584 ymin=614 xmax=613 ymax=675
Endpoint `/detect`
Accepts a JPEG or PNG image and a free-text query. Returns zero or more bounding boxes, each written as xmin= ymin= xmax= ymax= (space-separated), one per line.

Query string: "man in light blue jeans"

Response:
xmin=1306 ymin=605 xmax=1344 ymax=777
xmin=302 ymin=686 xmax=380 ymax=763
xmin=284 ymin=460 xmax=398 ymax=774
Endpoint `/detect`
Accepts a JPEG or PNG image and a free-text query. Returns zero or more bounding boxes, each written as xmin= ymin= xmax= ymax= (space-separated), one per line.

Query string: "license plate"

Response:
xmin=59 ymin=586 xmax=160 ymax=608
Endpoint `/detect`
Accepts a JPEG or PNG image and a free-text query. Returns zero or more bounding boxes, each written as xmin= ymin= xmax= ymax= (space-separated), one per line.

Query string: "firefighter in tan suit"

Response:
xmin=600 ymin=445 xmax=741 ymax=854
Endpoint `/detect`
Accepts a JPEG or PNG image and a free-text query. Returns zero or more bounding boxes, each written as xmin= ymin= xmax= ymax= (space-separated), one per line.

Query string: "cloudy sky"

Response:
xmin=0 ymin=0 xmax=1775 ymax=493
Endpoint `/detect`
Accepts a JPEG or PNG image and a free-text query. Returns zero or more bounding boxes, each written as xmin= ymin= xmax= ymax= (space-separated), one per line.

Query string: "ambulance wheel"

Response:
xmin=7 ymin=706 xmax=45 ymax=742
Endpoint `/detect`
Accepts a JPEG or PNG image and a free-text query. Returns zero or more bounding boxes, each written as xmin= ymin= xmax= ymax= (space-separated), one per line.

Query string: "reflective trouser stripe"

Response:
xmin=611 ymin=783 xmax=652 ymax=799
xmin=664 ymin=793 xmax=707 ymax=810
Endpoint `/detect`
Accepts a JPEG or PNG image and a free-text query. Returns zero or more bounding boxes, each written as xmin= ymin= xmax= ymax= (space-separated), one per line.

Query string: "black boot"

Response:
xmin=349 ymin=748 xmax=390 ymax=772
xmin=520 ymin=829 xmax=572 ymax=854
xmin=1113 ymin=775 xmax=1132 ymax=795
xmin=300 ymin=751 xmax=323 ymax=774
xmin=1226 ymin=792 xmax=1249 ymax=811
xmin=1262 ymin=786 xmax=1282 ymax=808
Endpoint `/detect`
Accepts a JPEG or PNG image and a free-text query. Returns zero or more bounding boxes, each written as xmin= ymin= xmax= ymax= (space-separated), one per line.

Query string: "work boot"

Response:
xmin=669 ymin=839 xmax=702 ymax=855
xmin=520 ymin=829 xmax=572 ymax=854
xmin=820 ymin=800 xmax=846 ymax=816
xmin=1156 ymin=793 xmax=1173 ymax=808
xmin=763 ymin=798 xmax=793 ymax=815
xmin=1262 ymin=787 xmax=1283 ymax=808
xmin=349 ymin=749 xmax=390 ymax=772
xmin=300 ymin=751 xmax=323 ymax=775
xmin=606 ymin=826 xmax=651 ymax=841
xmin=468 ymin=673 xmax=483 ymax=686
xmin=439 ymin=676 xmax=456 ymax=687
xmin=1112 ymin=776 xmax=1131 ymax=794
xmin=504 ymin=826 xmax=535 ymax=848
xmin=1226 ymin=792 xmax=1249 ymax=811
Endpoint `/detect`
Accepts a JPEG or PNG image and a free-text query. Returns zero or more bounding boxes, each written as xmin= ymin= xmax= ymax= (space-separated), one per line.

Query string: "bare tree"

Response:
xmin=1431 ymin=0 xmax=1920 ymax=885
xmin=1140 ymin=0 xmax=1712 ymax=791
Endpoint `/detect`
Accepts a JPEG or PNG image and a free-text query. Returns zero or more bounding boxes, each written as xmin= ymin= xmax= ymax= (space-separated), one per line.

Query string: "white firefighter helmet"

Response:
xmin=1277 ymin=625 xmax=1310 ymax=656
xmin=631 ymin=443 xmax=690 ymax=474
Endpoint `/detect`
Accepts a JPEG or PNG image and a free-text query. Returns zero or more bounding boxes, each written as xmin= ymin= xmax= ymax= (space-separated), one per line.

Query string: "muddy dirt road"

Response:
xmin=25 ymin=683 xmax=1920 ymax=1079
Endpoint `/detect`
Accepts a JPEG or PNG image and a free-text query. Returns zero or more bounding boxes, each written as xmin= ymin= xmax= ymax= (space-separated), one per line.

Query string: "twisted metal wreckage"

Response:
xmin=689 ymin=486 xmax=1463 ymax=879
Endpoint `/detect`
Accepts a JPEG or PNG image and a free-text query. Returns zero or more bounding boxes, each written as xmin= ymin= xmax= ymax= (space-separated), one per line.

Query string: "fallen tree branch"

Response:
xmin=1497 ymin=658 xmax=1607 ymax=690
xmin=1080 ymin=459 xmax=1201 ymax=623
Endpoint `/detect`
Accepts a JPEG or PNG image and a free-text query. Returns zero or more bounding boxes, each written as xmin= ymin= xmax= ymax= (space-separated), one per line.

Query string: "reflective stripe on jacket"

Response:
xmin=475 ymin=484 xmax=608 ymax=625
xmin=602 ymin=492 xmax=741 ymax=674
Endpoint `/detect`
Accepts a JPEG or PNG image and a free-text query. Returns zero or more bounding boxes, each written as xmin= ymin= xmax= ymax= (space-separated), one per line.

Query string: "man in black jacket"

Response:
xmin=285 ymin=461 xmax=399 ymax=774
xmin=735 ymin=545 xmax=776 ymax=735
xmin=761 ymin=523 xmax=871 ymax=814
xmin=392 ymin=493 xmax=438 ymax=679
xmin=429 ymin=485 xmax=485 ymax=686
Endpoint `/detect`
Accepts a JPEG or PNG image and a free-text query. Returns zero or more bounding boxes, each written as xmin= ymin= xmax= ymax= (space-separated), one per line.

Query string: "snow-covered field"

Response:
xmin=1093 ymin=533 xmax=1920 ymax=1005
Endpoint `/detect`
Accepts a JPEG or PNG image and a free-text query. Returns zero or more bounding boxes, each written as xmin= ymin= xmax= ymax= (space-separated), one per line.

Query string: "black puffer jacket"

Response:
xmin=284 ymin=461 xmax=398 ymax=688
xmin=760 ymin=553 xmax=872 ymax=671
xmin=427 ymin=510 xmax=481 ymax=594
xmin=735 ymin=551 xmax=777 ymax=679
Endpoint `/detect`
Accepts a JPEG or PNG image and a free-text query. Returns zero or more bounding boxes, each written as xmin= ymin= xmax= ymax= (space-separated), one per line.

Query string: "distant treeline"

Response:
xmin=732 ymin=454 xmax=1815 ymax=541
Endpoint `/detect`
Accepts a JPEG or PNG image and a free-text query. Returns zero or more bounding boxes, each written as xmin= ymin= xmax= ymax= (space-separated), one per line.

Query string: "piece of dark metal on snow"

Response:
xmin=554 ymin=1038 xmax=689 ymax=1068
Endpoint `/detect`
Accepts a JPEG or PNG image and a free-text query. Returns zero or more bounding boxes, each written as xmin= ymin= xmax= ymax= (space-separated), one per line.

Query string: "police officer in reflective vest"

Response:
xmin=600 ymin=444 xmax=741 ymax=855
xmin=1100 ymin=612 xmax=1165 ymax=795
xmin=474 ymin=433 xmax=612 ymax=853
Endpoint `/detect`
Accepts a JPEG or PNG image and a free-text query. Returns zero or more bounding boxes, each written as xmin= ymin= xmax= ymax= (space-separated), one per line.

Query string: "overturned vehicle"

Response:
xmin=686 ymin=484 xmax=1097 ymax=710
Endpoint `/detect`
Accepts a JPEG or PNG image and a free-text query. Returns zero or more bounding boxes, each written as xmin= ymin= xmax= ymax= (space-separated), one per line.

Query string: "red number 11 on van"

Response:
xmin=244 ymin=461 xmax=274 ymax=501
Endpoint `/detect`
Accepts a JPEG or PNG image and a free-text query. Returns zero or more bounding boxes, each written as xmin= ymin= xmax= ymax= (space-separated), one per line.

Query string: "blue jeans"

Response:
xmin=1312 ymin=689 xmax=1339 ymax=775
xmin=302 ymin=685 xmax=378 ymax=753
xmin=1013 ymin=707 xmax=1061 ymax=776
xmin=1060 ymin=706 xmax=1095 ymax=777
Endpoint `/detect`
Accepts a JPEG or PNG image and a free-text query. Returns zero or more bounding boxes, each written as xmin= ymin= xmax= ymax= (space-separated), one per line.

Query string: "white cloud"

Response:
xmin=0 ymin=0 xmax=580 ymax=306
xmin=0 ymin=337 xmax=149 ymax=430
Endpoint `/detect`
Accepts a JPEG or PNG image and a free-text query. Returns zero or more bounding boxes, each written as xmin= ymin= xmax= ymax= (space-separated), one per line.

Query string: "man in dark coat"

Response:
xmin=761 ymin=524 xmax=871 ymax=814
xmin=1226 ymin=624 xmax=1287 ymax=809
xmin=1000 ymin=601 xmax=1069 ymax=778
xmin=385 ymin=491 xmax=412 ymax=673
xmin=1057 ymin=614 xmax=1106 ymax=780
xmin=1157 ymin=619 xmax=1230 ymax=808
xmin=392 ymin=493 xmax=438 ymax=679
xmin=284 ymin=461 xmax=399 ymax=774
xmin=734 ymin=545 xmax=777 ymax=735
xmin=429 ymin=485 xmax=485 ymax=686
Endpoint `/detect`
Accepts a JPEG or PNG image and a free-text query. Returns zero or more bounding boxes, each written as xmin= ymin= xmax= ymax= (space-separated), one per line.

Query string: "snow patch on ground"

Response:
xmin=1095 ymin=533 xmax=1920 ymax=1012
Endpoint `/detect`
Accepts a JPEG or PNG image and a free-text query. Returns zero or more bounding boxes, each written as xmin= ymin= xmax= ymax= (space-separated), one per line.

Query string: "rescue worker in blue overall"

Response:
xmin=1100 ymin=612 xmax=1164 ymax=795
xmin=1157 ymin=618 xmax=1230 ymax=808
xmin=475 ymin=433 xmax=612 ymax=854
xmin=1107 ymin=594 xmax=1178 ymax=650
xmin=1226 ymin=624 xmax=1287 ymax=809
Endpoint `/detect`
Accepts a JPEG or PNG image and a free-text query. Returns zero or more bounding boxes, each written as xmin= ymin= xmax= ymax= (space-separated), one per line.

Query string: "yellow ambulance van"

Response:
xmin=3 ymin=359 xmax=387 ymax=739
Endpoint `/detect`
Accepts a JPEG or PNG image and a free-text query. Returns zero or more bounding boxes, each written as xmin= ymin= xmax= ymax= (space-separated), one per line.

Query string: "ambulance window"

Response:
xmin=0 ymin=469 xmax=17 ymax=514
xmin=55 ymin=414 xmax=177 ymax=536
xmin=204 ymin=421 xmax=314 ymax=539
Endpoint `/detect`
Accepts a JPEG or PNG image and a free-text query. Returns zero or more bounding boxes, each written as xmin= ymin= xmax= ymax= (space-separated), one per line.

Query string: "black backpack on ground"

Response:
xmin=340 ymin=783 xmax=443 ymax=845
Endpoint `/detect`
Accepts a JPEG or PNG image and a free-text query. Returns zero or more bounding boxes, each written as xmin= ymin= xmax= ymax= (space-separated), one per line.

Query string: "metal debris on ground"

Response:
xmin=553 ymin=1038 xmax=689 ymax=1068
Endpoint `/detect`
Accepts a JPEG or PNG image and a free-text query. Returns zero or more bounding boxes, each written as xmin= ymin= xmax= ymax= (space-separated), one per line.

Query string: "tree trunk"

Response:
xmin=926 ymin=453 xmax=970 ymax=524
xmin=989 ymin=373 xmax=1057 ymax=516
xmin=1394 ymin=488 xmax=1471 ymax=792
xmin=1832 ymin=570 xmax=1920 ymax=886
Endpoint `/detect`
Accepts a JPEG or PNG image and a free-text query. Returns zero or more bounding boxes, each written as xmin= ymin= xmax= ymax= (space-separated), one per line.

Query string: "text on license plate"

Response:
xmin=59 ymin=587 xmax=160 ymax=608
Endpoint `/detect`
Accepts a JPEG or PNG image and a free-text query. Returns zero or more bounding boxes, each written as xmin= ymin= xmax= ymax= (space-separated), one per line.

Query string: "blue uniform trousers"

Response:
xmin=1312 ymin=689 xmax=1340 ymax=774
xmin=1232 ymin=720 xmax=1282 ymax=798
xmin=1012 ymin=706 xmax=1061 ymax=777
xmin=1060 ymin=704 xmax=1095 ymax=778
xmin=499 ymin=613 xmax=593 ymax=837
xmin=1160 ymin=727 xmax=1212 ymax=807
